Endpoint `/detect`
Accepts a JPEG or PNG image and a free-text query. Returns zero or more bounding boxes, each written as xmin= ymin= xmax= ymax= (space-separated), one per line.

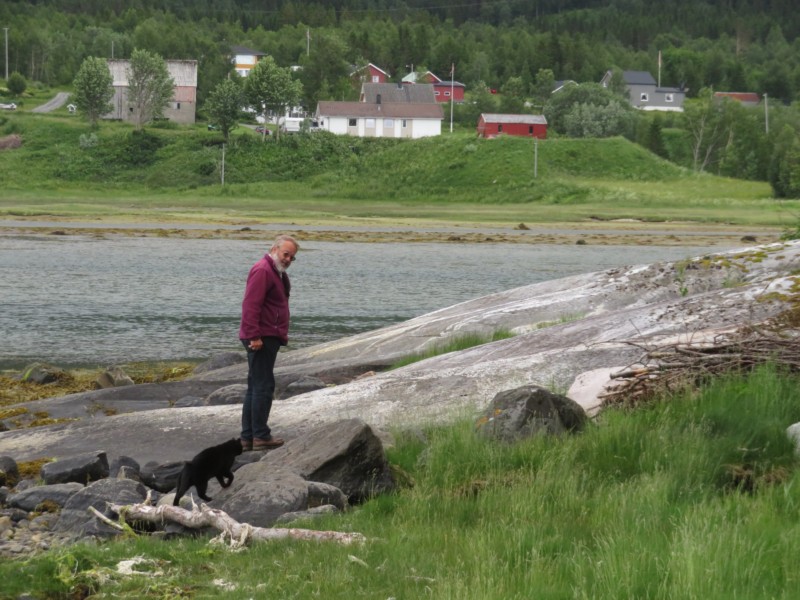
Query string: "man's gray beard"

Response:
xmin=270 ymin=252 xmax=286 ymax=273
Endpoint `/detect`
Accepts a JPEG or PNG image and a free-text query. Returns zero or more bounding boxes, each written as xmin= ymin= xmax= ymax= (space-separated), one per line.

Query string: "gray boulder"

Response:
xmin=140 ymin=461 xmax=185 ymax=493
xmin=476 ymin=385 xmax=588 ymax=443
xmin=40 ymin=451 xmax=109 ymax=485
xmin=20 ymin=362 xmax=66 ymax=384
xmin=205 ymin=384 xmax=247 ymax=406
xmin=54 ymin=478 xmax=148 ymax=538
xmin=7 ymin=482 xmax=84 ymax=511
xmin=193 ymin=352 xmax=247 ymax=375
xmin=0 ymin=456 xmax=19 ymax=487
xmin=307 ymin=481 xmax=349 ymax=511
xmin=94 ymin=366 xmax=134 ymax=389
xmin=109 ymin=455 xmax=140 ymax=478
xmin=216 ymin=464 xmax=308 ymax=528
xmin=263 ymin=418 xmax=395 ymax=503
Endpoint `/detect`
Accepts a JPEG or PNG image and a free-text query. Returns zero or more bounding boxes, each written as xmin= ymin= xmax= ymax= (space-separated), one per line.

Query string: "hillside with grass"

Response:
xmin=1 ymin=111 xmax=794 ymax=227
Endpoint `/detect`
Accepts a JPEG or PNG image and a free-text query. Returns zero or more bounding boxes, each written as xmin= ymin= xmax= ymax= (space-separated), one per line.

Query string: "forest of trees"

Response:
xmin=2 ymin=0 xmax=799 ymax=105
xmin=1 ymin=0 xmax=799 ymax=195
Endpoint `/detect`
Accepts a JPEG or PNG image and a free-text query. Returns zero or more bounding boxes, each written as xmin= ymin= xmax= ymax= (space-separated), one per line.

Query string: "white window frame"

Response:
xmin=384 ymin=118 xmax=394 ymax=129
xmin=665 ymin=93 xmax=674 ymax=102
xmin=366 ymin=118 xmax=376 ymax=129
xmin=640 ymin=93 xmax=649 ymax=102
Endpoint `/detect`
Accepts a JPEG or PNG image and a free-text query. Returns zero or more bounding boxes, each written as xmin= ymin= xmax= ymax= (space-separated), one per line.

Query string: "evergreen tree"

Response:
xmin=72 ymin=57 xmax=114 ymax=127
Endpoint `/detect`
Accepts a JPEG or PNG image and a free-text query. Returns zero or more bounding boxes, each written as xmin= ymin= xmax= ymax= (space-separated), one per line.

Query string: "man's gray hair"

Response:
xmin=272 ymin=234 xmax=299 ymax=251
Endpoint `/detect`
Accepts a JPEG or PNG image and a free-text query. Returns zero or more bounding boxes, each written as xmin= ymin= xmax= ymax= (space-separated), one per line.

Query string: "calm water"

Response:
xmin=0 ymin=233 xmax=729 ymax=369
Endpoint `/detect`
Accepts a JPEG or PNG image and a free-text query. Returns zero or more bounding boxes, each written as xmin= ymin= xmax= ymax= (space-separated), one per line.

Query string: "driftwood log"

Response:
xmin=91 ymin=502 xmax=366 ymax=547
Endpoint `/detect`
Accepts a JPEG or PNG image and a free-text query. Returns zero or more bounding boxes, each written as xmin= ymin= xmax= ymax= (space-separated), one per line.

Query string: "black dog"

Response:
xmin=173 ymin=438 xmax=243 ymax=506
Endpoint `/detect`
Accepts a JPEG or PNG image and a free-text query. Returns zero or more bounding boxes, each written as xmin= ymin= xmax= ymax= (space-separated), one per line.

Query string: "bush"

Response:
xmin=6 ymin=72 xmax=27 ymax=96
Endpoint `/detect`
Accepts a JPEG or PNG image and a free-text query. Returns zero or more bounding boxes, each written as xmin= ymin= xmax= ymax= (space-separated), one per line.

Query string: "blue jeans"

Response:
xmin=240 ymin=337 xmax=281 ymax=441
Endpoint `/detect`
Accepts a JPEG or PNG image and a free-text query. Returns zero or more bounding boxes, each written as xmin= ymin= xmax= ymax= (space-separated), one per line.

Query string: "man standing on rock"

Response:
xmin=238 ymin=234 xmax=299 ymax=451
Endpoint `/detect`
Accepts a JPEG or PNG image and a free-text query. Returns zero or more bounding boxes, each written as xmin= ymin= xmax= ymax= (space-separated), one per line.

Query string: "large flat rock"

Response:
xmin=1 ymin=241 xmax=798 ymax=466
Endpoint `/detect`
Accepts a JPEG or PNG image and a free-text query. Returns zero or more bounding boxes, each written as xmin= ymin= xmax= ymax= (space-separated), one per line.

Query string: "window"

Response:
xmin=372 ymin=75 xmax=379 ymax=82
xmin=434 ymin=91 xmax=440 ymax=96
xmin=402 ymin=119 xmax=408 ymax=128
xmin=529 ymin=125 xmax=534 ymax=134
xmin=444 ymin=91 xmax=451 ymax=97
xmin=640 ymin=93 xmax=649 ymax=102
xmin=366 ymin=118 xmax=375 ymax=128
xmin=384 ymin=118 xmax=394 ymax=128
xmin=665 ymin=93 xmax=674 ymax=102
xmin=498 ymin=124 xmax=503 ymax=133
xmin=348 ymin=118 xmax=357 ymax=127
xmin=176 ymin=102 xmax=181 ymax=110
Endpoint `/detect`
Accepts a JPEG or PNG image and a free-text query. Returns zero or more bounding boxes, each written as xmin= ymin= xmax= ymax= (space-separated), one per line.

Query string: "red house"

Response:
xmin=713 ymin=92 xmax=760 ymax=107
xmin=477 ymin=113 xmax=547 ymax=139
xmin=352 ymin=63 xmax=390 ymax=84
xmin=402 ymin=70 xmax=465 ymax=103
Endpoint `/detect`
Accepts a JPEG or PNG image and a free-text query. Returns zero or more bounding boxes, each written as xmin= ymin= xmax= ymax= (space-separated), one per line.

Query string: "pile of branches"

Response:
xmin=600 ymin=318 xmax=800 ymax=408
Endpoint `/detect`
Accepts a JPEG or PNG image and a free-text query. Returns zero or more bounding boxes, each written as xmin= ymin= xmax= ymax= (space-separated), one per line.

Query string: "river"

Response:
xmin=0 ymin=231 xmax=740 ymax=369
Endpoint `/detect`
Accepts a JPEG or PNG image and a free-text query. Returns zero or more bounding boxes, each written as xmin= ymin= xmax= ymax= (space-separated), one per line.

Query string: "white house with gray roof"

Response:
xmin=315 ymin=101 xmax=443 ymax=138
xmin=601 ymin=70 xmax=685 ymax=112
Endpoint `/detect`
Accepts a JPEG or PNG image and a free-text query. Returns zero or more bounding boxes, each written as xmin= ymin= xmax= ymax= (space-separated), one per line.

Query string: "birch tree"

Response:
xmin=126 ymin=48 xmax=174 ymax=130
xmin=244 ymin=56 xmax=302 ymax=141
xmin=72 ymin=57 xmax=114 ymax=127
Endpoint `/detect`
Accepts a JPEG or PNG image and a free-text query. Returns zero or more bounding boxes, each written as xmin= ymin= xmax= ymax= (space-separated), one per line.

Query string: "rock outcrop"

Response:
xmin=1 ymin=241 xmax=798 ymax=468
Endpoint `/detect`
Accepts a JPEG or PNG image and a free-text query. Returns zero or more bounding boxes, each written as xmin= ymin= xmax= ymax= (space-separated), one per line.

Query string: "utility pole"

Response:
xmin=111 ymin=40 xmax=114 ymax=59
xmin=764 ymin=92 xmax=769 ymax=135
xmin=3 ymin=27 xmax=8 ymax=81
xmin=449 ymin=63 xmax=454 ymax=133
xmin=221 ymin=144 xmax=226 ymax=186
xmin=533 ymin=137 xmax=539 ymax=178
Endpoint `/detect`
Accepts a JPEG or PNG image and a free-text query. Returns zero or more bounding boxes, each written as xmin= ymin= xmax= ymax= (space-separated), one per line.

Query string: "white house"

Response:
xmin=315 ymin=101 xmax=443 ymax=138
xmin=230 ymin=45 xmax=267 ymax=78
xmin=106 ymin=59 xmax=197 ymax=124
xmin=600 ymin=70 xmax=685 ymax=112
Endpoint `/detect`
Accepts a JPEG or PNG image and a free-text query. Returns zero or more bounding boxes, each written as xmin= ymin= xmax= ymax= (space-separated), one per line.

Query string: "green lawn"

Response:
xmin=1 ymin=111 xmax=797 ymax=230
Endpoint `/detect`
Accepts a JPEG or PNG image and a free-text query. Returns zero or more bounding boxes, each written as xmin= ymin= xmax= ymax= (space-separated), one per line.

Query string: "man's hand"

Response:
xmin=248 ymin=338 xmax=263 ymax=350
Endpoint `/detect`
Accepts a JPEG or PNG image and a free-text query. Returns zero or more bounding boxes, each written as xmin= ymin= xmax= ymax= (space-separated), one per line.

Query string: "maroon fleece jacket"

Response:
xmin=238 ymin=253 xmax=291 ymax=345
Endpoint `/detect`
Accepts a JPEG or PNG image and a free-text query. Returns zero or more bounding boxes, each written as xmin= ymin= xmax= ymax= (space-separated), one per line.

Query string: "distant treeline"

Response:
xmin=1 ymin=0 xmax=799 ymax=107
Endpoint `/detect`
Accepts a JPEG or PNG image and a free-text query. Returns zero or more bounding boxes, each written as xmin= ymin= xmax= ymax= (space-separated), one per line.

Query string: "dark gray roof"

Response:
xmin=317 ymin=101 xmax=443 ymax=119
xmin=230 ymin=45 xmax=267 ymax=56
xmin=622 ymin=71 xmax=657 ymax=86
xmin=361 ymin=83 xmax=436 ymax=104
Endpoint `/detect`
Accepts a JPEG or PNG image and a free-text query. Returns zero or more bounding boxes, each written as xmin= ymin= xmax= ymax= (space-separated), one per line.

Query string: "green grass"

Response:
xmin=389 ymin=329 xmax=515 ymax=369
xmin=4 ymin=365 xmax=800 ymax=599
xmin=1 ymin=111 xmax=798 ymax=228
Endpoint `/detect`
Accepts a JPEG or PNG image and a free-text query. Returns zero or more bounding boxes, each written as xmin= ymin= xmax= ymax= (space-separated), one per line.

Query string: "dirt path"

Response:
xmin=31 ymin=92 xmax=71 ymax=113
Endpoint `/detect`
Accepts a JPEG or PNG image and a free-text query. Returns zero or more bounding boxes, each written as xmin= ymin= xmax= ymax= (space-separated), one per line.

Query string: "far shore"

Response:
xmin=0 ymin=216 xmax=782 ymax=248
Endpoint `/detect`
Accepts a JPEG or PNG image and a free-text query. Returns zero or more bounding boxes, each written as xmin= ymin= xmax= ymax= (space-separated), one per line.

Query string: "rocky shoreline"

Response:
xmin=2 ymin=239 xmax=799 ymax=560
xmin=0 ymin=219 xmax=780 ymax=248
